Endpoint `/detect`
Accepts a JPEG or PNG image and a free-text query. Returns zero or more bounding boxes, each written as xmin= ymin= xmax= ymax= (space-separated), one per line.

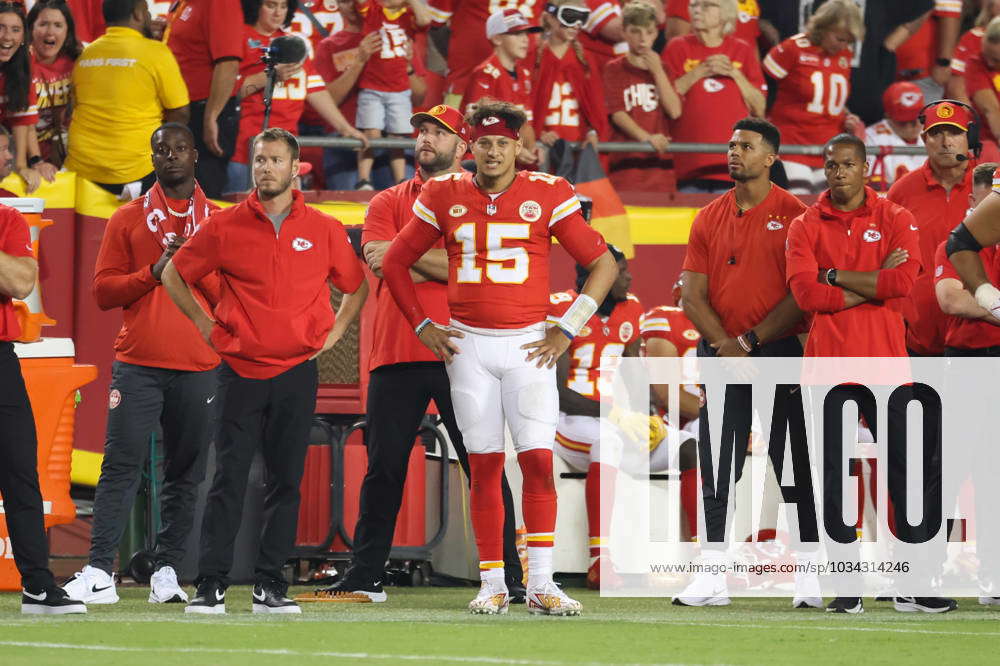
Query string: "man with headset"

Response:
xmin=888 ymin=100 xmax=982 ymax=358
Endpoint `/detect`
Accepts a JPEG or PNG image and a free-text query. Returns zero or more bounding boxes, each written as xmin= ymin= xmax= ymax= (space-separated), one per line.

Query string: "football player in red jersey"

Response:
xmin=382 ymin=101 xmax=617 ymax=615
xmin=549 ymin=249 xmax=696 ymax=590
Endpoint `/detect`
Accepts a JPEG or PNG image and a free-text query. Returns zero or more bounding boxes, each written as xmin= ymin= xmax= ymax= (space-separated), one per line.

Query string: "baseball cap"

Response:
xmin=485 ymin=8 xmax=542 ymax=39
xmin=921 ymin=100 xmax=973 ymax=134
xmin=410 ymin=104 xmax=472 ymax=142
xmin=882 ymin=81 xmax=924 ymax=123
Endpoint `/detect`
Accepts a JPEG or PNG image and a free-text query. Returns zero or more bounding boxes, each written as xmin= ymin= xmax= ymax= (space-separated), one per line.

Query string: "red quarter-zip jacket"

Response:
xmin=171 ymin=189 xmax=365 ymax=379
xmin=786 ymin=187 xmax=921 ymax=357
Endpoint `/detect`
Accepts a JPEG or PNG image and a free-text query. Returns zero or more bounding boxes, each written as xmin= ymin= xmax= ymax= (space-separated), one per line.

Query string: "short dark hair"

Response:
xmin=151 ymin=122 xmax=195 ymax=147
xmin=974 ymin=162 xmax=999 ymax=188
xmin=241 ymin=0 xmax=299 ymax=27
xmin=103 ymin=0 xmax=143 ymax=24
xmin=732 ymin=117 xmax=780 ymax=153
xmin=824 ymin=133 xmax=867 ymax=161
xmin=468 ymin=101 xmax=527 ymax=133
xmin=253 ymin=127 xmax=300 ymax=160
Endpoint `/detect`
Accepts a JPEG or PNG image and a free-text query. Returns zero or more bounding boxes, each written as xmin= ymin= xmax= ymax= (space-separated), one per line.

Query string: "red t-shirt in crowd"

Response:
xmin=316 ymin=30 xmax=363 ymax=127
xmin=290 ymin=0 xmax=345 ymax=127
xmin=578 ymin=0 xmax=625 ymax=73
xmin=68 ymin=0 xmax=105 ymax=43
xmin=965 ymin=53 xmax=1000 ymax=142
xmin=666 ymin=0 xmax=761 ymax=48
xmin=32 ymin=54 xmax=73 ymax=162
xmin=389 ymin=170 xmax=607 ymax=330
xmin=361 ymin=171 xmax=451 ymax=370
xmin=663 ymin=34 xmax=765 ymax=183
xmin=429 ymin=0 xmax=544 ymax=96
xmin=951 ymin=26 xmax=984 ymax=77
xmin=359 ymin=0 xmax=423 ymax=92
xmin=895 ymin=0 xmax=962 ymax=80
xmin=234 ymin=27 xmax=326 ymax=164
xmin=682 ymin=184 xmax=806 ymax=337
xmin=547 ymin=289 xmax=643 ymax=401
xmin=603 ymin=55 xmax=672 ymax=191
xmin=92 ymin=196 xmax=221 ymax=371
xmin=0 ymin=205 xmax=33 ymax=342
xmin=462 ymin=54 xmax=534 ymax=121
xmin=0 ymin=72 xmax=39 ymax=128
xmin=933 ymin=240 xmax=1000 ymax=350
xmin=640 ymin=305 xmax=701 ymax=357
xmin=786 ymin=188 xmax=921 ymax=358
xmin=887 ymin=161 xmax=972 ymax=355
xmin=165 ymin=0 xmax=244 ymax=102
xmin=171 ymin=190 xmax=365 ymax=379
xmin=763 ymin=34 xmax=852 ymax=168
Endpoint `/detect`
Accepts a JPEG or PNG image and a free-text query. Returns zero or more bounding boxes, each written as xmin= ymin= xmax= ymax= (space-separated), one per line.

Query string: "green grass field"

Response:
xmin=1 ymin=586 xmax=998 ymax=665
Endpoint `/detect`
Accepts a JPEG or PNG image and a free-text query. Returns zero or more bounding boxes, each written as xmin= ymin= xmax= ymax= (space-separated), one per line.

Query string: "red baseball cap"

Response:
xmin=921 ymin=100 xmax=973 ymax=134
xmin=410 ymin=104 xmax=472 ymax=142
xmin=882 ymin=81 xmax=924 ymax=123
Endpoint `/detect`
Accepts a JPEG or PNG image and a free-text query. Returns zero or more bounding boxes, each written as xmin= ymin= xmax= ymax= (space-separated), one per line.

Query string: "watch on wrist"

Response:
xmin=936 ymin=57 xmax=951 ymax=68
xmin=827 ymin=268 xmax=838 ymax=286
xmin=26 ymin=155 xmax=41 ymax=168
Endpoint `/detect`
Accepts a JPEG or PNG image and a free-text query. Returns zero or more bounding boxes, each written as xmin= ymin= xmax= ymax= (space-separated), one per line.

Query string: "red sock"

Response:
xmin=586 ymin=462 xmax=617 ymax=557
xmin=518 ymin=449 xmax=556 ymax=547
xmin=681 ymin=468 xmax=698 ymax=540
xmin=469 ymin=452 xmax=505 ymax=570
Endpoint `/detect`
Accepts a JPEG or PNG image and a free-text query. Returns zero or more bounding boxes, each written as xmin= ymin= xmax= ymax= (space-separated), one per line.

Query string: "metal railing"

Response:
xmin=297 ymin=136 xmax=928 ymax=156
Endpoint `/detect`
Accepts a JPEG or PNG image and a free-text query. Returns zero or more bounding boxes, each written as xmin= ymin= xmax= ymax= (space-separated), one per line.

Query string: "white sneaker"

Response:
xmin=792 ymin=553 xmax=823 ymax=608
xmin=149 ymin=566 xmax=188 ymax=603
xmin=526 ymin=581 xmax=582 ymax=616
xmin=671 ymin=571 xmax=730 ymax=607
xmin=468 ymin=580 xmax=510 ymax=615
xmin=62 ymin=565 xmax=119 ymax=604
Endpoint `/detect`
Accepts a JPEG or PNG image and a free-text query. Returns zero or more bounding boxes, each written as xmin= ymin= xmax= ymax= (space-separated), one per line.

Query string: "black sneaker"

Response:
xmin=295 ymin=576 xmax=387 ymax=603
xmin=185 ymin=578 xmax=226 ymax=615
xmin=826 ymin=597 xmax=864 ymax=614
xmin=355 ymin=179 xmax=374 ymax=191
xmin=252 ymin=581 xmax=301 ymax=615
xmin=21 ymin=586 xmax=87 ymax=615
xmin=894 ymin=596 xmax=957 ymax=613
xmin=507 ymin=579 xmax=526 ymax=605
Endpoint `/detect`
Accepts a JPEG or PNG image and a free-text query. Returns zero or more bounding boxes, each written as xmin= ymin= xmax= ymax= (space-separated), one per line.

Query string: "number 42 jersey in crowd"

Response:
xmin=395 ymin=170 xmax=608 ymax=329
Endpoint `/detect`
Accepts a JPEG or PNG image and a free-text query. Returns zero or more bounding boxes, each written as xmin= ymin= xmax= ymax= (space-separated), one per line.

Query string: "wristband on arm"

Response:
xmin=414 ymin=317 xmax=433 ymax=336
xmin=555 ymin=293 xmax=599 ymax=339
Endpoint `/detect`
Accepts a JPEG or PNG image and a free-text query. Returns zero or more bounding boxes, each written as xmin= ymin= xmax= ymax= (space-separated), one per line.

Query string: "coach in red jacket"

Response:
xmin=786 ymin=133 xmax=955 ymax=616
xmin=163 ymin=128 xmax=368 ymax=616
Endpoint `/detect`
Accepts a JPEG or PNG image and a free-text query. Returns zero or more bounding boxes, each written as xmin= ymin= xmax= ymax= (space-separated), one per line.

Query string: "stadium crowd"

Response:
xmin=2 ymin=0 xmax=1000 ymax=620
xmin=0 ymin=0 xmax=991 ymax=195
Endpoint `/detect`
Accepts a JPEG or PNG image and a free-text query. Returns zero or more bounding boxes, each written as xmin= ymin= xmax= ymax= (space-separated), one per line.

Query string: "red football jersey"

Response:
xmin=0 ymin=205 xmax=32 ymax=341
xmin=895 ymin=1 xmax=962 ymax=80
xmin=534 ymin=47 xmax=597 ymax=142
xmin=663 ymin=34 xmax=765 ymax=183
xmin=405 ymin=170 xmax=607 ymax=329
xmin=315 ymin=31 xmax=363 ymax=128
xmin=640 ymin=305 xmax=700 ymax=357
xmin=234 ymin=27 xmax=326 ymax=164
xmin=578 ymin=0 xmax=626 ymax=73
xmin=548 ymin=290 xmax=643 ymax=400
xmin=763 ymin=34 xmax=852 ymax=168
xmin=965 ymin=53 xmax=1000 ymax=142
xmin=32 ymin=54 xmax=73 ymax=157
xmin=933 ymin=240 xmax=1000 ymax=350
xmin=0 ymin=74 xmax=39 ymax=128
xmin=666 ymin=0 xmax=761 ymax=48
xmin=289 ymin=0 xmax=345 ymax=127
xmin=430 ymin=0 xmax=545 ymax=95
xmin=359 ymin=0 xmax=423 ymax=92
xmin=462 ymin=54 xmax=534 ymax=121
xmin=951 ymin=26 xmax=984 ymax=78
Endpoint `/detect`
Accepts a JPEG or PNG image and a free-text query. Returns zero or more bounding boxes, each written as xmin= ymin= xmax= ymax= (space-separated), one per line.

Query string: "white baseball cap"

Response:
xmin=485 ymin=9 xmax=543 ymax=39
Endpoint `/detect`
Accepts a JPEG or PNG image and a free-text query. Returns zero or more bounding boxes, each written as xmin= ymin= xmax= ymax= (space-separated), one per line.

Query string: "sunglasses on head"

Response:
xmin=546 ymin=4 xmax=590 ymax=28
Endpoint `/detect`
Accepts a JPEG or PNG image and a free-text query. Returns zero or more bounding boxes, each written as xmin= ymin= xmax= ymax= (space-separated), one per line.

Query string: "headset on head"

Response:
xmin=917 ymin=99 xmax=982 ymax=159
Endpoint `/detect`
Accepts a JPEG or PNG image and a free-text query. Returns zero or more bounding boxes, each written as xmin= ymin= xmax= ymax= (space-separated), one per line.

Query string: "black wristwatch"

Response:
xmin=936 ymin=57 xmax=951 ymax=68
xmin=827 ymin=268 xmax=838 ymax=286
xmin=26 ymin=155 xmax=41 ymax=168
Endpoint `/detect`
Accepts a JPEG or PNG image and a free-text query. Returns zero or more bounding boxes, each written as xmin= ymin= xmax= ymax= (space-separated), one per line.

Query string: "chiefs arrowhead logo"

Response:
xmin=482 ymin=116 xmax=501 ymax=126
xmin=292 ymin=237 xmax=314 ymax=251
xmin=766 ymin=220 xmax=784 ymax=231
xmin=703 ymin=78 xmax=724 ymax=93
xmin=863 ymin=229 xmax=882 ymax=243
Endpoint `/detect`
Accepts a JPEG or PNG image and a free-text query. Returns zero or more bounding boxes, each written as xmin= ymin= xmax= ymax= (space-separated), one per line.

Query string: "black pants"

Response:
xmin=695 ymin=336 xmax=812 ymax=547
xmin=198 ymin=360 xmax=318 ymax=586
xmin=0 ymin=342 xmax=53 ymax=592
xmin=89 ymin=361 xmax=216 ymax=574
xmin=189 ymin=97 xmax=240 ymax=199
xmin=94 ymin=171 xmax=157 ymax=197
xmin=352 ymin=362 xmax=523 ymax=583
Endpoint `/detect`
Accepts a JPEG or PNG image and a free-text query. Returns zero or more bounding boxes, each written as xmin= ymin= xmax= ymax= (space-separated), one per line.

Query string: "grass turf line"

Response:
xmin=1 ymin=587 xmax=998 ymax=666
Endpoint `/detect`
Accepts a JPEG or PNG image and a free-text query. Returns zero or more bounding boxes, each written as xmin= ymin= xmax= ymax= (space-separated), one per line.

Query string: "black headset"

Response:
xmin=917 ymin=98 xmax=982 ymax=158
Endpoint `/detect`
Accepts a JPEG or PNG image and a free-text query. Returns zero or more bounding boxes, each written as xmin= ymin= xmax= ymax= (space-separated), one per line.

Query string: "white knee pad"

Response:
xmin=451 ymin=388 xmax=504 ymax=454
xmin=508 ymin=380 xmax=558 ymax=453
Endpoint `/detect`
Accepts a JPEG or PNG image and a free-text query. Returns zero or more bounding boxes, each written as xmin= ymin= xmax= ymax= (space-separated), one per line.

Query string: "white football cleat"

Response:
xmin=671 ymin=571 xmax=730 ymax=607
xmin=149 ymin=566 xmax=188 ymax=603
xmin=468 ymin=580 xmax=510 ymax=615
xmin=62 ymin=565 xmax=119 ymax=604
xmin=526 ymin=581 xmax=582 ymax=616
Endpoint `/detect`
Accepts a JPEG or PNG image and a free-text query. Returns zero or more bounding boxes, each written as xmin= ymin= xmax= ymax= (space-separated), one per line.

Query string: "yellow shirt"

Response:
xmin=66 ymin=27 xmax=189 ymax=185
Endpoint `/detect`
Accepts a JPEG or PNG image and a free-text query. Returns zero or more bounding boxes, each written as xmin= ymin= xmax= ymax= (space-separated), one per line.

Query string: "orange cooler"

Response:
xmin=0 ymin=338 xmax=97 ymax=590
